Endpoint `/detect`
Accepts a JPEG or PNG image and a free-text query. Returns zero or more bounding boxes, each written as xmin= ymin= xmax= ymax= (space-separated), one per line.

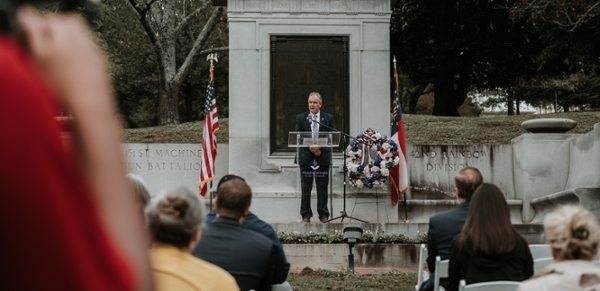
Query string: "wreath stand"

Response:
xmin=350 ymin=188 xmax=389 ymax=224
xmin=325 ymin=133 xmax=368 ymax=223
xmin=344 ymin=128 xmax=400 ymax=225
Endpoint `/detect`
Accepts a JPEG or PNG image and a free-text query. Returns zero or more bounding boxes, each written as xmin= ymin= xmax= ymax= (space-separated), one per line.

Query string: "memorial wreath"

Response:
xmin=345 ymin=128 xmax=400 ymax=189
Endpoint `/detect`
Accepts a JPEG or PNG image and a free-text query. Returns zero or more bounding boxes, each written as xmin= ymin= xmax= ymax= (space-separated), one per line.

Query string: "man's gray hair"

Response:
xmin=308 ymin=92 xmax=322 ymax=103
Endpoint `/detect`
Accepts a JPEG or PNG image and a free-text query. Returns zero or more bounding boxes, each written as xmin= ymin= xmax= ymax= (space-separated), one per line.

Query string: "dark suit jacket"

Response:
xmin=426 ymin=201 xmax=470 ymax=273
xmin=205 ymin=210 xmax=290 ymax=284
xmin=193 ymin=217 xmax=275 ymax=291
xmin=294 ymin=111 xmax=335 ymax=167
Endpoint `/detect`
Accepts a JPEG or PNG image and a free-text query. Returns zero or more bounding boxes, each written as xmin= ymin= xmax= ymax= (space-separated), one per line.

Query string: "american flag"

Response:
xmin=199 ymin=80 xmax=219 ymax=197
xmin=390 ymin=76 xmax=409 ymax=205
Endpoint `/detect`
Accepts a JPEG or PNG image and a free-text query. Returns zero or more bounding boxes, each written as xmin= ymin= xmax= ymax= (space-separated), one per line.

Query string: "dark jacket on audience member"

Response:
xmin=193 ymin=216 xmax=275 ymax=291
xmin=447 ymin=231 xmax=534 ymax=291
xmin=206 ymin=210 xmax=290 ymax=284
xmin=419 ymin=201 xmax=470 ymax=291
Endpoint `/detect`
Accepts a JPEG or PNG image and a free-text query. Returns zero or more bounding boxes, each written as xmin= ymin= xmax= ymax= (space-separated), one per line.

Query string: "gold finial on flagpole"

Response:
xmin=393 ymin=55 xmax=400 ymax=89
xmin=207 ymin=53 xmax=219 ymax=84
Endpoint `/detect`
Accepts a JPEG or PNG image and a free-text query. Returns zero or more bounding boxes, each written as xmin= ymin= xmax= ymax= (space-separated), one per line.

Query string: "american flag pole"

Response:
xmin=391 ymin=56 xmax=410 ymax=223
xmin=394 ymin=57 xmax=409 ymax=223
xmin=199 ymin=53 xmax=219 ymax=197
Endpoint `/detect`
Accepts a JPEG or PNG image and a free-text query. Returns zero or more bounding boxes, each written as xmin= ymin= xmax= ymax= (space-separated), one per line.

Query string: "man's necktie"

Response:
xmin=312 ymin=114 xmax=318 ymax=144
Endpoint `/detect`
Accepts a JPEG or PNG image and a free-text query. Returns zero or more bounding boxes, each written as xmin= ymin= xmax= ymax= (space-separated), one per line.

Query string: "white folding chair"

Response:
xmin=415 ymin=244 xmax=430 ymax=291
xmin=528 ymin=244 xmax=552 ymax=260
xmin=533 ymin=257 xmax=554 ymax=274
xmin=433 ymin=256 xmax=449 ymax=291
xmin=458 ymin=279 xmax=520 ymax=291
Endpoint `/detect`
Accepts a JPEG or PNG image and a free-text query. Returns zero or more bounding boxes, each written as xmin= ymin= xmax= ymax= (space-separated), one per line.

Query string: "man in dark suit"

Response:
xmin=295 ymin=92 xmax=335 ymax=223
xmin=205 ymin=175 xmax=291 ymax=290
xmin=419 ymin=166 xmax=483 ymax=291
xmin=193 ymin=177 xmax=274 ymax=291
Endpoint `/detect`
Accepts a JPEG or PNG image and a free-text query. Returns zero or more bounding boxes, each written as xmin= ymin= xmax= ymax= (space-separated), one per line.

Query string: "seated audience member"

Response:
xmin=194 ymin=178 xmax=274 ymax=291
xmin=1 ymin=6 xmax=152 ymax=290
xmin=419 ymin=166 xmax=483 ymax=291
xmin=206 ymin=175 xmax=291 ymax=290
xmin=147 ymin=187 xmax=239 ymax=291
xmin=448 ymin=183 xmax=533 ymax=291
xmin=518 ymin=205 xmax=600 ymax=291
xmin=128 ymin=173 xmax=151 ymax=211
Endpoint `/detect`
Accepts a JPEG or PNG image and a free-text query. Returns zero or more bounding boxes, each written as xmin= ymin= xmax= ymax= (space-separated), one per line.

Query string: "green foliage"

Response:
xmin=391 ymin=0 xmax=541 ymax=116
xmin=93 ymin=0 xmax=159 ymax=127
xmin=277 ymin=230 xmax=427 ymax=244
xmin=517 ymin=72 xmax=600 ymax=111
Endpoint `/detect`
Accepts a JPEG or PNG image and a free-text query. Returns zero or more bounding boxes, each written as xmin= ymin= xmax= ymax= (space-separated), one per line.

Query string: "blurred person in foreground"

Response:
xmin=0 ymin=2 xmax=152 ymax=290
xmin=518 ymin=205 xmax=600 ymax=291
xmin=419 ymin=166 xmax=483 ymax=291
xmin=194 ymin=178 xmax=274 ymax=291
xmin=147 ymin=187 xmax=239 ymax=291
xmin=447 ymin=183 xmax=533 ymax=291
xmin=205 ymin=175 xmax=292 ymax=291
xmin=128 ymin=173 xmax=152 ymax=212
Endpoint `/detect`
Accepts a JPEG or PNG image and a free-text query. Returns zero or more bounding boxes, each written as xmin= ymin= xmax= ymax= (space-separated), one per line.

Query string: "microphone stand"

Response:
xmin=309 ymin=118 xmax=368 ymax=223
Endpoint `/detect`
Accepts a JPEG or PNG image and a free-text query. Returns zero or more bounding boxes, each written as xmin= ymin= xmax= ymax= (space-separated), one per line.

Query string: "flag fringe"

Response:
xmin=198 ymin=176 xmax=215 ymax=197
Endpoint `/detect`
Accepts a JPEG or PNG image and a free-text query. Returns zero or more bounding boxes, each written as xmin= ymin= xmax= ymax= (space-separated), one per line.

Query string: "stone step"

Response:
xmin=282 ymin=221 xmax=545 ymax=270
xmin=283 ymin=243 xmax=420 ymax=270
xmin=237 ymin=196 xmax=525 ymax=224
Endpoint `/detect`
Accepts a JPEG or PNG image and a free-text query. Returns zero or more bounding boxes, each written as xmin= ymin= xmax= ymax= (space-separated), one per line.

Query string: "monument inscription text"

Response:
xmin=410 ymin=148 xmax=489 ymax=172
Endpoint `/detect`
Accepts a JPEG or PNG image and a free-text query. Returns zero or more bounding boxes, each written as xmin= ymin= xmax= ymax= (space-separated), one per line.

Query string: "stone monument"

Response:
xmin=226 ymin=0 xmax=396 ymax=222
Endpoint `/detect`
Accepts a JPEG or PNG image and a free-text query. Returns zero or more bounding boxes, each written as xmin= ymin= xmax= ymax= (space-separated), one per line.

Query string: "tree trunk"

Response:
xmin=183 ymin=85 xmax=194 ymax=122
xmin=507 ymin=88 xmax=514 ymax=116
xmin=408 ymin=84 xmax=426 ymax=114
xmin=431 ymin=0 xmax=461 ymax=116
xmin=158 ymin=83 xmax=179 ymax=124
xmin=157 ymin=1 xmax=180 ymax=125
xmin=516 ymin=90 xmax=520 ymax=115
xmin=554 ymin=91 xmax=558 ymax=112
xmin=432 ymin=64 xmax=459 ymax=116
xmin=453 ymin=51 xmax=473 ymax=110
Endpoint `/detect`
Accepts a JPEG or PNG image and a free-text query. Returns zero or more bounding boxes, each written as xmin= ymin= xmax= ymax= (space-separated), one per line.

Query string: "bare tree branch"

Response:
xmin=146 ymin=0 xmax=159 ymax=7
xmin=199 ymin=46 xmax=228 ymax=55
xmin=173 ymin=7 xmax=223 ymax=85
xmin=126 ymin=0 xmax=159 ymax=47
xmin=509 ymin=0 xmax=600 ymax=31
xmin=174 ymin=1 xmax=211 ymax=34
xmin=124 ymin=0 xmax=141 ymax=19
xmin=125 ymin=0 xmax=166 ymax=88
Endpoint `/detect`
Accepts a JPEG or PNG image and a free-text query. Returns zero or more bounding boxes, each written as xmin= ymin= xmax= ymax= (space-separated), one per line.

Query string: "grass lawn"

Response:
xmin=124 ymin=111 xmax=600 ymax=144
xmin=287 ymin=268 xmax=417 ymax=291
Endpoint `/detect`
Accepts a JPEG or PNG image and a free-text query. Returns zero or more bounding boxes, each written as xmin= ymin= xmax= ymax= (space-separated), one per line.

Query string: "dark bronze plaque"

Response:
xmin=270 ymin=36 xmax=349 ymax=153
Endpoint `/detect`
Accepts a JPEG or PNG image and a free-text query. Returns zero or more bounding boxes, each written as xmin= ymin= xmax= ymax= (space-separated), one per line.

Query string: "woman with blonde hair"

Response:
xmin=518 ymin=205 xmax=600 ymax=291
xmin=147 ymin=187 xmax=239 ymax=291
xmin=448 ymin=183 xmax=533 ymax=291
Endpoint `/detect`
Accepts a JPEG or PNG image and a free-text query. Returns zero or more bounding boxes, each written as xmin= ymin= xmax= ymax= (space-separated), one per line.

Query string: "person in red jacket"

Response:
xmin=0 ymin=4 xmax=153 ymax=290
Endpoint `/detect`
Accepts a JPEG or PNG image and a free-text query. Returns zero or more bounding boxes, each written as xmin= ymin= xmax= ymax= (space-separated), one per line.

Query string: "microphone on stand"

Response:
xmin=307 ymin=115 xmax=313 ymax=124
